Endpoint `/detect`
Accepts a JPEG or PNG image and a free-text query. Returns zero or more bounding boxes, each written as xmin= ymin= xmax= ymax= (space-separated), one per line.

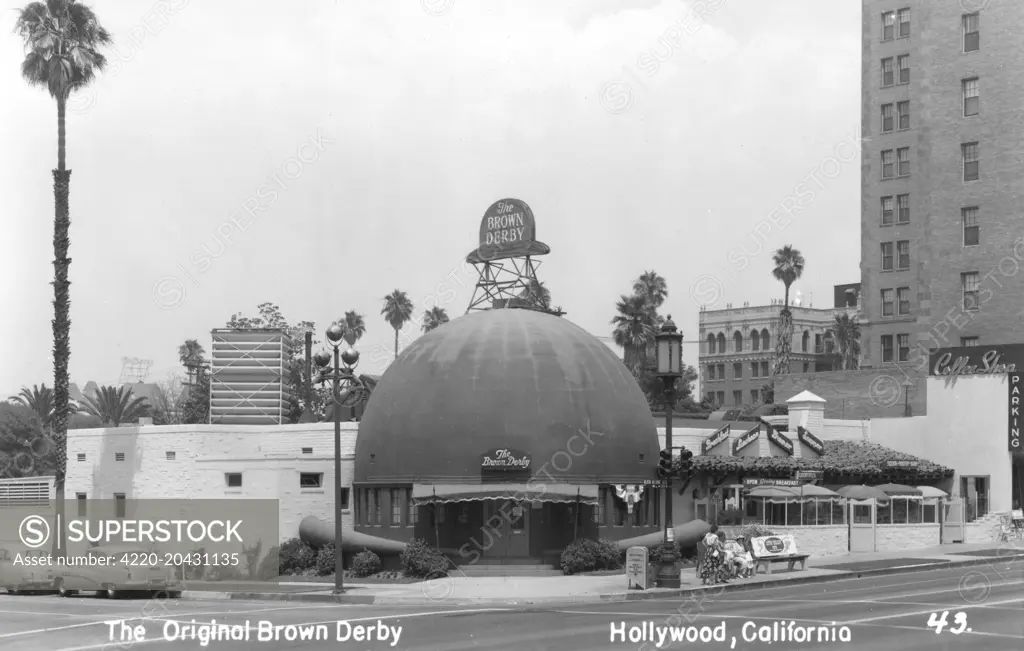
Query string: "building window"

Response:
xmin=391 ymin=488 xmax=402 ymax=525
xmin=761 ymin=330 xmax=769 ymax=350
xmin=962 ymin=272 xmax=980 ymax=311
xmin=881 ymin=57 xmax=894 ymax=86
xmin=897 ymin=147 xmax=910 ymax=176
xmin=962 ymin=78 xmax=979 ymax=116
xmin=750 ymin=362 xmax=759 ymax=378
xmin=717 ymin=364 xmax=725 ymax=379
xmin=733 ymin=331 xmax=743 ymax=352
xmin=897 ymin=8 xmax=910 ymax=37
xmin=705 ymin=392 xmax=714 ymax=404
xmin=881 ymin=149 xmax=894 ymax=179
xmin=706 ymin=333 xmax=716 ymax=354
xmin=716 ymin=391 xmax=725 ymax=405
xmin=882 ymin=11 xmax=895 ymax=40
xmin=301 ymin=447 xmax=313 ymax=454
xmin=374 ymin=488 xmax=382 ymax=524
xmin=359 ymin=489 xmax=369 ymax=524
xmin=165 ymin=451 xmax=175 ymax=461
xmin=114 ymin=493 xmax=127 ymax=518
xmin=896 ymin=194 xmax=909 ymax=223
xmin=881 ymin=242 xmax=894 ymax=271
xmin=708 ymin=365 xmax=716 ymax=381
xmin=339 ymin=487 xmax=349 ymax=510
xmin=115 ymin=452 xmax=125 ymax=462
xmin=881 ymin=196 xmax=893 ymax=225
xmin=961 ymin=337 xmax=979 ymax=347
xmin=407 ymin=490 xmax=418 ymax=525
xmin=881 ymin=289 xmax=894 ymax=317
xmin=963 ymin=142 xmax=979 ymax=181
xmin=717 ymin=333 xmax=725 ymax=352
xmin=733 ymin=390 xmax=742 ymax=405
xmin=802 ymin=331 xmax=809 ymax=352
xmin=594 ymin=488 xmax=606 ymax=524
xmin=77 ymin=453 xmax=86 ymax=462
xmin=751 ymin=330 xmax=760 ymax=351
xmin=299 ymin=472 xmax=323 ymax=488
xmin=77 ymin=493 xmax=87 ymax=517
xmin=897 ymin=101 xmax=910 ymax=130
xmin=963 ymin=207 xmax=979 ymax=246
xmin=733 ymin=363 xmax=742 ymax=379
xmin=881 ymin=335 xmax=894 ymax=363
xmin=897 ymin=334 xmax=910 ymax=362
xmin=750 ymin=389 xmax=760 ymax=404
xmin=803 ymin=363 xmax=810 ymax=373
xmin=897 ymin=287 xmax=910 ymax=316
xmin=897 ymin=240 xmax=910 ymax=269
xmin=881 ymin=103 xmax=893 ymax=133
xmin=225 ymin=473 xmax=242 ymax=488
xmin=963 ymin=13 xmax=979 ymax=52
xmin=897 ymin=55 xmax=909 ymax=84
xmin=760 ymin=361 xmax=769 ymax=377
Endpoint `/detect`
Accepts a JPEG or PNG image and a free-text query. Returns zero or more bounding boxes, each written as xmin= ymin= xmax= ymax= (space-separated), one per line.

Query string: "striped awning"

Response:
xmin=411 ymin=483 xmax=598 ymax=505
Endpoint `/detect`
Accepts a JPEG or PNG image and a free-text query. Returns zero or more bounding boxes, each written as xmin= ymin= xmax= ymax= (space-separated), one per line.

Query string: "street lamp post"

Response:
xmin=313 ymin=324 xmax=362 ymax=595
xmin=902 ymin=377 xmax=912 ymax=417
xmin=654 ymin=316 xmax=683 ymax=589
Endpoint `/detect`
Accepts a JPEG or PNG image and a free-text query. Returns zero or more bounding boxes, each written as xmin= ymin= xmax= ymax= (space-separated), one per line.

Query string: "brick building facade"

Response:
xmin=860 ymin=1 xmax=1024 ymax=370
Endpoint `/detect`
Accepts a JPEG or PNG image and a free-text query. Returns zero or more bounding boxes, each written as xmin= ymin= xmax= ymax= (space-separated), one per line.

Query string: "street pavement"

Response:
xmin=0 ymin=563 xmax=1020 ymax=650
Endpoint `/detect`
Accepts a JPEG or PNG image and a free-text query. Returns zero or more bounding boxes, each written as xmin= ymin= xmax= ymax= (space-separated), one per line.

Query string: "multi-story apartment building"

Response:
xmin=860 ymin=2 xmax=1024 ymax=368
xmin=698 ymin=291 xmax=858 ymax=408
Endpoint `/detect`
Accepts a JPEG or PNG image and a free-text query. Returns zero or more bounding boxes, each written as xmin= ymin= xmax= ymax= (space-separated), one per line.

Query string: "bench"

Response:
xmin=746 ymin=537 xmax=809 ymax=575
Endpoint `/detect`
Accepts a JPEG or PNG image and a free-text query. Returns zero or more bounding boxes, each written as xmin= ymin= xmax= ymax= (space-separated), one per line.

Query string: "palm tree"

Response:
xmin=178 ymin=339 xmax=207 ymax=384
xmin=610 ymin=294 xmax=657 ymax=374
xmin=16 ymin=0 xmax=110 ymax=557
xmin=826 ymin=313 xmax=861 ymax=370
xmin=334 ymin=310 xmax=366 ymax=345
xmin=633 ymin=270 xmax=668 ymax=310
xmin=381 ymin=290 xmax=414 ymax=359
xmin=770 ymin=245 xmax=805 ymax=376
xmin=7 ymin=384 xmax=72 ymax=431
xmin=80 ymin=386 xmax=150 ymax=426
xmin=518 ymin=279 xmax=552 ymax=311
xmin=422 ymin=306 xmax=450 ymax=332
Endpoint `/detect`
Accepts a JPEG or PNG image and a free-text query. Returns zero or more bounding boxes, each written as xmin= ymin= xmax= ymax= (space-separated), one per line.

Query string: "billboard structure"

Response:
xmin=465 ymin=198 xmax=561 ymax=314
xmin=209 ymin=329 xmax=294 ymax=425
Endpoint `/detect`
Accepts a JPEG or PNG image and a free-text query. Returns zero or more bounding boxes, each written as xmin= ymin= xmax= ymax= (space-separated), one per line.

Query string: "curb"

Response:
xmin=180 ymin=553 xmax=1024 ymax=607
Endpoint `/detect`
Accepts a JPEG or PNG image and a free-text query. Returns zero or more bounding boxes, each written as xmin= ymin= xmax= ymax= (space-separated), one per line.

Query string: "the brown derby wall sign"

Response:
xmin=797 ymin=426 xmax=824 ymax=455
xmin=732 ymin=426 xmax=760 ymax=454
xmin=767 ymin=427 xmax=794 ymax=455
xmin=1010 ymin=373 xmax=1021 ymax=451
xmin=929 ymin=344 xmax=1022 ymax=377
xmin=701 ymin=425 xmax=730 ymax=454
xmin=481 ymin=448 xmax=532 ymax=471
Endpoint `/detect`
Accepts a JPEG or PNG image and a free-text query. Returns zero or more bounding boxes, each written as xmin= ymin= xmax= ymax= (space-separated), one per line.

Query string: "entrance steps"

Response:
xmin=457 ymin=563 xmax=563 ymax=577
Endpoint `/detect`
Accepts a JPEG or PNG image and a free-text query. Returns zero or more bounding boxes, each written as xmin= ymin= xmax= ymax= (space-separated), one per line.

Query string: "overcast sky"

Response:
xmin=0 ymin=0 xmax=860 ymax=396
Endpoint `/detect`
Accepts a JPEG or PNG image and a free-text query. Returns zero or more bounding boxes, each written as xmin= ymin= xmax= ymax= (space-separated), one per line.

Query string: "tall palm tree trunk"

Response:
xmin=393 ymin=328 xmax=399 ymax=359
xmin=774 ymin=283 xmax=793 ymax=377
xmin=51 ymin=95 xmax=71 ymax=558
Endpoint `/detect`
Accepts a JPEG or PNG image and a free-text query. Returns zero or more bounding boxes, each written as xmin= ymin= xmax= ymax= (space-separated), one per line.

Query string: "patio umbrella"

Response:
xmin=795 ymin=484 xmax=840 ymax=499
xmin=915 ymin=486 xmax=948 ymax=499
xmin=875 ymin=483 xmax=923 ymax=497
xmin=837 ymin=485 xmax=890 ymax=502
xmin=746 ymin=486 xmax=799 ymax=501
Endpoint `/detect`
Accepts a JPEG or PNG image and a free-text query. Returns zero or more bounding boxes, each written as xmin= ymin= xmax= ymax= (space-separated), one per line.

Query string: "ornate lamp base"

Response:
xmin=654 ymin=542 xmax=680 ymax=589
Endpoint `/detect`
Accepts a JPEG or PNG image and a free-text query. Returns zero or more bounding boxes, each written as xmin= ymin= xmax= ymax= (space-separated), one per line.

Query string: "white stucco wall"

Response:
xmin=64 ymin=423 xmax=358 ymax=543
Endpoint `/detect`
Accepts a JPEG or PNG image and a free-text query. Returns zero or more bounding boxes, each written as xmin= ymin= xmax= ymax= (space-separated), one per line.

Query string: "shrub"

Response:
xmin=740 ymin=523 xmax=775 ymax=539
xmin=400 ymin=538 xmax=449 ymax=578
xmin=559 ymin=539 xmax=623 ymax=575
xmin=716 ymin=508 xmax=745 ymax=526
xmin=594 ymin=539 xmax=622 ymax=570
xmin=278 ymin=537 xmax=317 ymax=575
xmin=315 ymin=542 xmax=338 ymax=576
xmin=351 ymin=549 xmax=382 ymax=578
xmin=256 ymin=545 xmax=280 ymax=581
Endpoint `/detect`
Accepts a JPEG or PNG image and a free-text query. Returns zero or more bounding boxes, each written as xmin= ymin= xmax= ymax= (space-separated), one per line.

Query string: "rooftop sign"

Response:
xmin=929 ymin=345 xmax=1020 ymax=378
xmin=474 ymin=199 xmax=544 ymax=262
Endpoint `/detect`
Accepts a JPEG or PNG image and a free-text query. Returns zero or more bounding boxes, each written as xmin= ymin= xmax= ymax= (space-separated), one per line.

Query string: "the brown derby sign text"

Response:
xmin=477 ymin=199 xmax=538 ymax=259
xmin=481 ymin=448 xmax=532 ymax=470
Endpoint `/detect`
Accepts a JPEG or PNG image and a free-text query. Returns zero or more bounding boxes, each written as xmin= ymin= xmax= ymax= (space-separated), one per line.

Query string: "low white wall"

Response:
xmin=875 ymin=524 xmax=941 ymax=553
xmin=64 ymin=423 xmax=358 ymax=543
xmin=767 ymin=525 xmax=848 ymax=558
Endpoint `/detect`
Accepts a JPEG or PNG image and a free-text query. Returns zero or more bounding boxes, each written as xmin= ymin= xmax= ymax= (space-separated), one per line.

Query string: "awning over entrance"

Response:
xmin=412 ymin=483 xmax=599 ymax=505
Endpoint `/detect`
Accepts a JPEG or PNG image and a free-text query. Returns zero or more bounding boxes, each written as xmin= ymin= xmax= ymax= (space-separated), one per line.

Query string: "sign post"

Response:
xmin=626 ymin=546 xmax=649 ymax=590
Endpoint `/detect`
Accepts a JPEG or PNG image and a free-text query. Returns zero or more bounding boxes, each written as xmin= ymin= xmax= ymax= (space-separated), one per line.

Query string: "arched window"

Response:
xmin=751 ymin=329 xmax=760 ymax=351
xmin=707 ymin=333 xmax=716 ymax=354
xmin=717 ymin=333 xmax=726 ymax=353
xmin=761 ymin=329 xmax=770 ymax=350
xmin=734 ymin=331 xmax=743 ymax=352
xmin=802 ymin=331 xmax=810 ymax=352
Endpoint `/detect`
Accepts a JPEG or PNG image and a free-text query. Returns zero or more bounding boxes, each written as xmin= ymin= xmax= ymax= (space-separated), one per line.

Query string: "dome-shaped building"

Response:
xmin=352 ymin=308 xmax=661 ymax=565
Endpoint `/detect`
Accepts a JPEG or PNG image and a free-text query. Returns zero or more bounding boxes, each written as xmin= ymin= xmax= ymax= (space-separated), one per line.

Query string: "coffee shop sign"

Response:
xmin=481 ymin=448 xmax=532 ymax=470
xmin=932 ymin=349 xmax=1017 ymax=377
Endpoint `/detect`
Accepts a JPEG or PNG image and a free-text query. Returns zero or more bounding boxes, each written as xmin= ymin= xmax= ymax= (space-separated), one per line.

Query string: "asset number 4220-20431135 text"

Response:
xmin=120 ymin=552 xmax=239 ymax=567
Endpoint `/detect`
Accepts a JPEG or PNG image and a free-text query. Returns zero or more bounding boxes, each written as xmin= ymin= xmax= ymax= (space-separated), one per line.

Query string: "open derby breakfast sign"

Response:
xmin=1010 ymin=374 xmax=1021 ymax=451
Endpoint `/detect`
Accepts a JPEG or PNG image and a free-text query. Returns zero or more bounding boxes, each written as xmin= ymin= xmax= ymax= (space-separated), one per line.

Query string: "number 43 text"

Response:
xmin=926 ymin=611 xmax=969 ymax=635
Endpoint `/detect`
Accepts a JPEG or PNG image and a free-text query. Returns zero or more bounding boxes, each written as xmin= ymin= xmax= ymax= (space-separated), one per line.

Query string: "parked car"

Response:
xmin=52 ymin=545 xmax=181 ymax=599
xmin=0 ymin=547 xmax=55 ymax=594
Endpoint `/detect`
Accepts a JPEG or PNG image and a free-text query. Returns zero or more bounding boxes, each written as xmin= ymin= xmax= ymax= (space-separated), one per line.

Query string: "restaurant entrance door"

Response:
xmin=483 ymin=500 xmax=530 ymax=560
xmin=848 ymin=499 xmax=876 ymax=553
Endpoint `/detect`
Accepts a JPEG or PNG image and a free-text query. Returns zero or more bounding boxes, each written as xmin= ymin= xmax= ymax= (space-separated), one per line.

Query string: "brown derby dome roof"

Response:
xmin=354 ymin=308 xmax=660 ymax=484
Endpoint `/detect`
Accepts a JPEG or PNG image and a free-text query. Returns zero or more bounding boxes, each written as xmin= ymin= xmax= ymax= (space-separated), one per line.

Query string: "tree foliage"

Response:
xmin=79 ymin=385 xmax=150 ymax=426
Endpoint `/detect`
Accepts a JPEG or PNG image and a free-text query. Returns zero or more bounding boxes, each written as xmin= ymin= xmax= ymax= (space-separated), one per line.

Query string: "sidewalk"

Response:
xmin=179 ymin=540 xmax=1024 ymax=605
